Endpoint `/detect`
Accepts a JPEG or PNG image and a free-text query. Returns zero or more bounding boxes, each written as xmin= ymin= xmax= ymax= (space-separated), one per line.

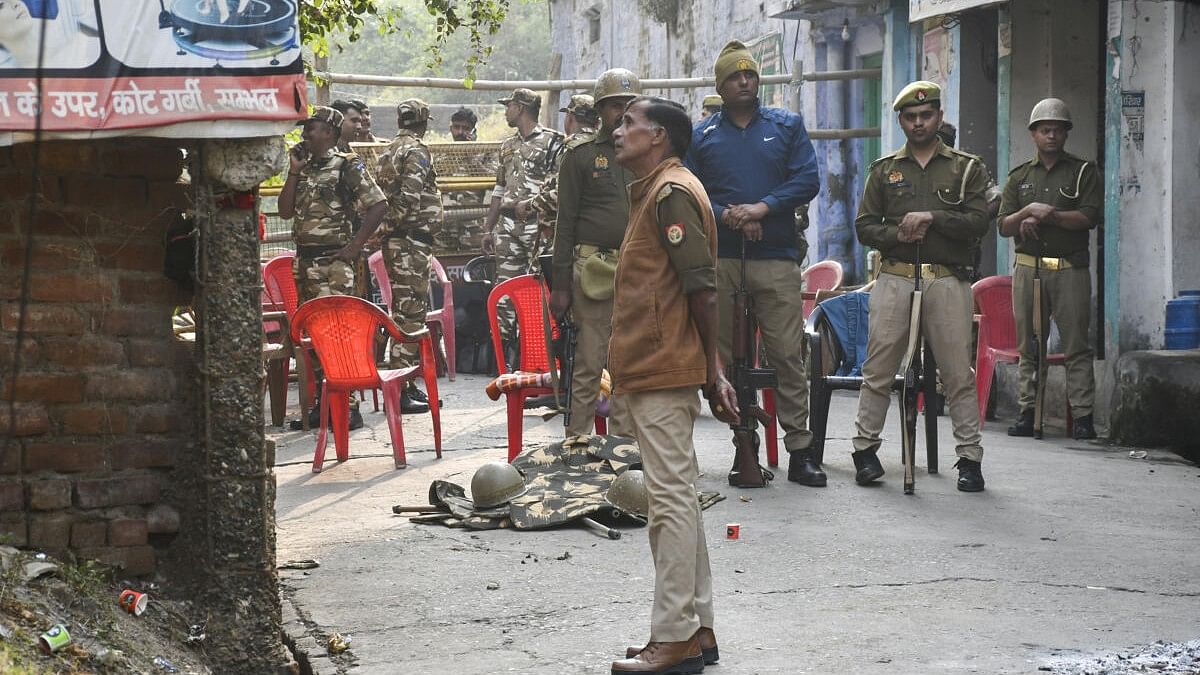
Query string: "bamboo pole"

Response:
xmin=314 ymin=68 xmax=883 ymax=92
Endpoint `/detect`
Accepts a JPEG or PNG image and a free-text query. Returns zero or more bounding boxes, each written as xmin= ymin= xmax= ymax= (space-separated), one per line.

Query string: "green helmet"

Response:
xmin=1028 ymin=98 xmax=1073 ymax=130
xmin=593 ymin=68 xmax=641 ymax=104
xmin=471 ymin=462 xmax=527 ymax=508
xmin=606 ymin=469 xmax=648 ymax=518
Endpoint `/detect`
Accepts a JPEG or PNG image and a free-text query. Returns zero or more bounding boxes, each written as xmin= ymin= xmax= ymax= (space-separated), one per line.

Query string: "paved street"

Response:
xmin=272 ymin=374 xmax=1200 ymax=674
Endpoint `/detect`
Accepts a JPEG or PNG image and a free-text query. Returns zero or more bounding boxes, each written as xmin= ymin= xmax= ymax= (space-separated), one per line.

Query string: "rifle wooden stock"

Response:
xmin=726 ymin=240 xmax=777 ymax=488
xmin=1032 ymin=260 xmax=1046 ymax=439
xmin=898 ymin=244 xmax=924 ymax=495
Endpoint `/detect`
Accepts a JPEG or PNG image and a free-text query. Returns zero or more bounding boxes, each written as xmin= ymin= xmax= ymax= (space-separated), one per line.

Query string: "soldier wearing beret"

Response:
xmin=699 ymin=94 xmax=722 ymax=120
xmin=998 ymin=98 xmax=1102 ymax=440
xmin=483 ymin=88 xmax=565 ymax=342
xmin=279 ymin=106 xmax=389 ymax=430
xmin=374 ymin=99 xmax=444 ymax=413
xmin=850 ymin=81 xmax=990 ymax=492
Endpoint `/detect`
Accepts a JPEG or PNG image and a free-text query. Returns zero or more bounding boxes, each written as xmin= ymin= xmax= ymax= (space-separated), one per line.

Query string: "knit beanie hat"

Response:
xmin=714 ymin=40 xmax=759 ymax=87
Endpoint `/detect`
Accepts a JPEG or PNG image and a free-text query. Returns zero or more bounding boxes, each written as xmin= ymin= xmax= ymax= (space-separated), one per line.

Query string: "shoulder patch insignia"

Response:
xmin=594 ymin=155 xmax=609 ymax=170
xmin=665 ymin=223 xmax=685 ymax=246
xmin=656 ymin=184 xmax=674 ymax=203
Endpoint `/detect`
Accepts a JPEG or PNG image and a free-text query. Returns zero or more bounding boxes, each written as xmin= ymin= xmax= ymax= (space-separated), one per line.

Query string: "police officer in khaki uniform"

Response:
xmin=375 ymin=99 xmax=444 ymax=414
xmin=548 ymin=71 xmax=640 ymax=438
xmin=699 ymin=94 xmax=722 ymax=120
xmin=482 ymin=88 xmax=565 ymax=341
xmin=851 ymin=81 xmax=990 ymax=493
xmin=998 ymin=98 xmax=1102 ymax=440
xmin=279 ymin=106 xmax=389 ymax=430
xmin=607 ymin=95 xmax=736 ymax=675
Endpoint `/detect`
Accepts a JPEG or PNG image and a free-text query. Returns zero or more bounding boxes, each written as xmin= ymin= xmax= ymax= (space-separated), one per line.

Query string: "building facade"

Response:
xmin=548 ymin=0 xmax=1200 ymax=441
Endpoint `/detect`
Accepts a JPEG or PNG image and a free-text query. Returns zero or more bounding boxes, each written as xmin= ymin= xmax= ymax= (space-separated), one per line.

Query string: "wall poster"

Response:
xmin=0 ymin=0 xmax=306 ymax=133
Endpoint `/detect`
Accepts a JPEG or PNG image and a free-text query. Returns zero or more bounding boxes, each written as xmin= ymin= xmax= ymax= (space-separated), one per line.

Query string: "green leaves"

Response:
xmin=300 ymin=0 xmax=511 ymax=82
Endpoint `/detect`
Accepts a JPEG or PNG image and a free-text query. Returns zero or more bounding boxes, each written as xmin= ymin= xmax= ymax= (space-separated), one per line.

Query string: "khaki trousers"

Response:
xmin=852 ymin=272 xmax=983 ymax=461
xmin=625 ymin=387 xmax=714 ymax=642
xmin=716 ymin=258 xmax=812 ymax=452
xmin=1012 ymin=264 xmax=1095 ymax=417
xmin=565 ymin=255 xmax=631 ymax=437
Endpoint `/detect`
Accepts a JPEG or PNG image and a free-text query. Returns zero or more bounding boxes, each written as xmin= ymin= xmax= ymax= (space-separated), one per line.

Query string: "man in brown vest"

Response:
xmin=607 ymin=96 xmax=737 ymax=675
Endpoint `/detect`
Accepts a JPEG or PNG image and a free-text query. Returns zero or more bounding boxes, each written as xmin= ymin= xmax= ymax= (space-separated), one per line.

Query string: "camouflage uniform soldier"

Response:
xmin=375 ymin=99 xmax=443 ymax=413
xmin=530 ymin=94 xmax=598 ymax=231
xmin=436 ymin=107 xmax=486 ymax=252
xmin=483 ymin=88 xmax=565 ymax=339
xmin=279 ymin=106 xmax=389 ymax=429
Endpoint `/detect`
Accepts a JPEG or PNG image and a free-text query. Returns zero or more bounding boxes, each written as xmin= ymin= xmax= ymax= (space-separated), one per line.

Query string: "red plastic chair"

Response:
xmin=263 ymin=253 xmax=316 ymax=426
xmin=486 ymin=275 xmax=606 ymax=461
xmin=973 ymin=275 xmax=1070 ymax=427
xmin=764 ymin=259 xmax=845 ymax=467
xmin=368 ymin=251 xmax=456 ymax=381
xmin=290 ymin=295 xmax=442 ymax=472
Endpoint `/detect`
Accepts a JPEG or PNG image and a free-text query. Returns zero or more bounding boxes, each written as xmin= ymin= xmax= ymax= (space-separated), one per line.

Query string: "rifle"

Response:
xmin=897 ymin=244 xmax=924 ymax=495
xmin=1031 ymin=248 xmax=1046 ymax=439
xmin=537 ymin=256 xmax=576 ymax=426
xmin=726 ymin=236 xmax=777 ymax=488
xmin=555 ymin=316 xmax=578 ymax=427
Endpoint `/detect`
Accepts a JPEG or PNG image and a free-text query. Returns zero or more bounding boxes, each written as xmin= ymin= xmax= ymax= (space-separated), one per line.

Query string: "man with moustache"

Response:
xmin=850 ymin=81 xmax=990 ymax=492
xmin=607 ymin=95 xmax=736 ymax=675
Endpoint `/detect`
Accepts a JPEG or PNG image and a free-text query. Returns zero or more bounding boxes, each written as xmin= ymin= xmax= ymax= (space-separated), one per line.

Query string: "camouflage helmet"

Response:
xmin=1028 ymin=97 xmax=1073 ymax=130
xmin=471 ymin=461 xmax=527 ymax=508
xmin=593 ymin=68 xmax=641 ymax=104
xmin=606 ymin=469 xmax=648 ymax=518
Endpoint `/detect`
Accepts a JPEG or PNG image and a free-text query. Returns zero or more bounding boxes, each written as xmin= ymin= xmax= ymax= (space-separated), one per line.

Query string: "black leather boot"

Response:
xmin=400 ymin=390 xmax=429 ymax=414
xmin=1072 ymin=414 xmax=1097 ymax=440
xmin=955 ymin=458 xmax=985 ymax=492
xmin=851 ymin=447 xmax=884 ymax=485
xmin=787 ymin=450 xmax=827 ymax=487
xmin=1007 ymin=408 xmax=1035 ymax=437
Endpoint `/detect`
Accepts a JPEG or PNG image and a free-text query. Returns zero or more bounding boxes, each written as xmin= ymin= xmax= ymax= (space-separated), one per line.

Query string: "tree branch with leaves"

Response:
xmin=300 ymin=0 xmax=512 ymax=85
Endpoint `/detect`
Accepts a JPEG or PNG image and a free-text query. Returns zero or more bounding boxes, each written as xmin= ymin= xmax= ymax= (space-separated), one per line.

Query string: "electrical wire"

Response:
xmin=2 ymin=13 xmax=50 ymax=469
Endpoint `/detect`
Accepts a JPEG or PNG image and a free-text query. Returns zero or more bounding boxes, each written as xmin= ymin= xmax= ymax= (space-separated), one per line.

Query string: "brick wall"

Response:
xmin=0 ymin=139 xmax=194 ymax=576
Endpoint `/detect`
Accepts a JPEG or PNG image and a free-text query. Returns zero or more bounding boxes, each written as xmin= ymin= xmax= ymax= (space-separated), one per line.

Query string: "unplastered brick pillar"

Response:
xmin=0 ymin=138 xmax=192 ymax=577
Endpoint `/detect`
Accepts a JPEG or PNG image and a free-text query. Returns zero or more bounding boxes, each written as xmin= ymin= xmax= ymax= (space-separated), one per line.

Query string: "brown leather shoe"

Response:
xmin=610 ymin=637 xmax=704 ymax=674
xmin=626 ymin=627 xmax=719 ymax=664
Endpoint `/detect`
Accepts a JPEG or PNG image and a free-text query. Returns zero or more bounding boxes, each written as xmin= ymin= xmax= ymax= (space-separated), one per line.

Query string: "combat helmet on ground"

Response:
xmin=471 ymin=461 xmax=527 ymax=508
xmin=1028 ymin=98 xmax=1073 ymax=130
xmin=606 ymin=469 xmax=648 ymax=519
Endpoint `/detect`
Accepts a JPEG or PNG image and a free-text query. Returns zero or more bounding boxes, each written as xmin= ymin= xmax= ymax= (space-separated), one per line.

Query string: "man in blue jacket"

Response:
xmin=686 ymin=40 xmax=823 ymax=487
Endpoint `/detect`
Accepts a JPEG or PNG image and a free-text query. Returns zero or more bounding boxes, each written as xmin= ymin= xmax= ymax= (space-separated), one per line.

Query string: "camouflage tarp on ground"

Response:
xmin=405 ymin=435 xmax=723 ymax=531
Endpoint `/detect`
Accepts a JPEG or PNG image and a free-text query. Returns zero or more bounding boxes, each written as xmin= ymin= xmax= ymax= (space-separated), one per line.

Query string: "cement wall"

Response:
xmin=1112 ymin=0 xmax=1200 ymax=351
xmin=549 ymin=0 xmax=806 ymax=116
